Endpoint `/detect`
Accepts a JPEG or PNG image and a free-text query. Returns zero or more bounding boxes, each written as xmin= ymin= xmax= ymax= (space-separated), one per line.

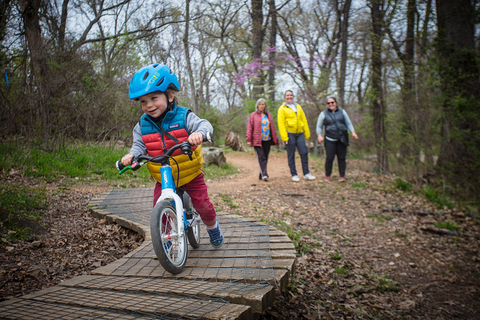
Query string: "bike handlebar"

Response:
xmin=116 ymin=132 xmax=213 ymax=174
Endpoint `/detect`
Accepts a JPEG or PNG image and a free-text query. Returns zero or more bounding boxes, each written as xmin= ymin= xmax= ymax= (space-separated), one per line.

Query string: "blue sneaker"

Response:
xmin=207 ymin=223 xmax=224 ymax=248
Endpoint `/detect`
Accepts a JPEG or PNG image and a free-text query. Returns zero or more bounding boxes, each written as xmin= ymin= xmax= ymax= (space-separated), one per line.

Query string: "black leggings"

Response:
xmin=324 ymin=139 xmax=347 ymax=177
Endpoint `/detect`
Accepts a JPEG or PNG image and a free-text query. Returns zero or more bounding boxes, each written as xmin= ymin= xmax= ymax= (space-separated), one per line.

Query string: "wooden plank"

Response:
xmin=0 ymin=297 xmax=152 ymax=319
xmin=272 ymin=259 xmax=296 ymax=270
xmin=58 ymin=275 xmax=274 ymax=315
xmin=20 ymin=286 xmax=252 ymax=320
xmin=91 ymin=258 xmax=129 ymax=276
xmin=270 ymin=250 xmax=297 ymax=259
xmin=269 ymin=242 xmax=295 ymax=250
xmin=269 ymin=236 xmax=292 ymax=243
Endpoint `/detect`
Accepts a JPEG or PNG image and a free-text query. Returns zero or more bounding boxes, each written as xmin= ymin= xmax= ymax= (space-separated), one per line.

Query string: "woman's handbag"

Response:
xmin=340 ymin=129 xmax=349 ymax=146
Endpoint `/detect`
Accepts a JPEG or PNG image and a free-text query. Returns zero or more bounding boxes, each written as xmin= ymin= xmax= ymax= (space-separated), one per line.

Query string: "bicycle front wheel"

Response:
xmin=150 ymin=201 xmax=188 ymax=274
xmin=183 ymin=192 xmax=200 ymax=249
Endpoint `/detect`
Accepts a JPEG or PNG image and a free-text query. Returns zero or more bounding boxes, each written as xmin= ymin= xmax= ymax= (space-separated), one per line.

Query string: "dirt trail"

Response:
xmin=207 ymin=149 xmax=480 ymax=319
xmin=206 ymin=150 xmax=299 ymax=194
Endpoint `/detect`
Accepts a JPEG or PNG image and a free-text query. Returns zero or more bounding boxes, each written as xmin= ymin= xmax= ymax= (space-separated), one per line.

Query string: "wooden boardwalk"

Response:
xmin=0 ymin=188 xmax=296 ymax=319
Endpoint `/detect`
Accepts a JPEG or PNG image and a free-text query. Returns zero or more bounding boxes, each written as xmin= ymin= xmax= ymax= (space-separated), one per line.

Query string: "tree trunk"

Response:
xmin=337 ymin=0 xmax=351 ymax=108
xmin=370 ymin=0 xmax=388 ymax=173
xmin=58 ymin=0 xmax=69 ymax=49
xmin=183 ymin=0 xmax=198 ymax=113
xmin=267 ymin=0 xmax=277 ymax=102
xmin=400 ymin=0 xmax=416 ymax=164
xmin=0 ymin=0 xmax=12 ymax=44
xmin=20 ymin=0 xmax=50 ymax=149
xmin=251 ymin=0 xmax=265 ymax=100
xmin=435 ymin=0 xmax=480 ymax=184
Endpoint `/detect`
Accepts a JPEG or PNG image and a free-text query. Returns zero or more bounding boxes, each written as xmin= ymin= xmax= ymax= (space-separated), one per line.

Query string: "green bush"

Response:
xmin=423 ymin=185 xmax=454 ymax=209
xmin=394 ymin=178 xmax=411 ymax=191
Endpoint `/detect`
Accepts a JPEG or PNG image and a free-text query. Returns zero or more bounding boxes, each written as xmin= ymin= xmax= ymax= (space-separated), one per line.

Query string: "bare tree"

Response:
xmin=203 ymin=0 xmax=249 ymax=104
xmin=251 ymin=0 xmax=265 ymax=100
xmin=183 ymin=0 xmax=198 ymax=113
xmin=369 ymin=0 xmax=388 ymax=173
xmin=267 ymin=0 xmax=277 ymax=102
xmin=387 ymin=0 xmax=417 ymax=166
xmin=336 ymin=0 xmax=352 ymax=108
xmin=19 ymin=0 xmax=51 ymax=149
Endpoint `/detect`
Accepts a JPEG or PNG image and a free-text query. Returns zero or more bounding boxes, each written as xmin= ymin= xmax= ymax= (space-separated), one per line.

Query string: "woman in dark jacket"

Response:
xmin=246 ymin=98 xmax=279 ymax=181
xmin=316 ymin=97 xmax=358 ymax=182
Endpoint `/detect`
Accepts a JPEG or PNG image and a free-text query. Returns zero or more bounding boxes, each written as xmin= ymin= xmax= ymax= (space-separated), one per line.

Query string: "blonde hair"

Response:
xmin=255 ymin=98 xmax=268 ymax=113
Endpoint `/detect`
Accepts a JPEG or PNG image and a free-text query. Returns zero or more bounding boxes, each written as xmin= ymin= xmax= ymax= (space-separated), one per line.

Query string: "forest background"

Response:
xmin=0 ymin=0 xmax=479 ymax=204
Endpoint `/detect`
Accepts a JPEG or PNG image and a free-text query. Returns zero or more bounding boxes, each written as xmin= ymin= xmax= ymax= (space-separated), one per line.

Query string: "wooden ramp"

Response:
xmin=0 ymin=188 xmax=296 ymax=319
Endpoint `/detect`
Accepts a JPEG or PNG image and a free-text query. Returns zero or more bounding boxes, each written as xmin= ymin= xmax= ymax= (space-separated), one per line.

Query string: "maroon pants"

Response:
xmin=153 ymin=173 xmax=216 ymax=227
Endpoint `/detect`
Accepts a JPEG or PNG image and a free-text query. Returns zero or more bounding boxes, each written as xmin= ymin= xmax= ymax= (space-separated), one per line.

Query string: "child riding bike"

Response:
xmin=120 ymin=63 xmax=224 ymax=248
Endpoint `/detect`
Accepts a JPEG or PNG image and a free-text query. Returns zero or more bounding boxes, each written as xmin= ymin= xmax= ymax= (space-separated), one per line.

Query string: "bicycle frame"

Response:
xmin=156 ymin=165 xmax=185 ymax=242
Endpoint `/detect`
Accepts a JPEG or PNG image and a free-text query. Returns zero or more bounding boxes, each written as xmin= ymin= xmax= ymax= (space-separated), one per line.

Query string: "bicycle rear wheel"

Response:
xmin=150 ymin=201 xmax=187 ymax=274
xmin=183 ymin=192 xmax=200 ymax=249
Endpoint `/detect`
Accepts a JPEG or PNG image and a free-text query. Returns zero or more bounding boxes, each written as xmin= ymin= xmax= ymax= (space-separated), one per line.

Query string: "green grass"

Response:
xmin=376 ymin=275 xmax=401 ymax=292
xmin=423 ymin=185 xmax=454 ymax=209
xmin=0 ymin=185 xmax=47 ymax=221
xmin=0 ymin=141 xmax=152 ymax=183
xmin=362 ymin=273 xmax=401 ymax=293
xmin=394 ymin=178 xmax=411 ymax=192
xmin=218 ymin=194 xmax=238 ymax=208
xmin=377 ymin=215 xmax=393 ymax=223
xmin=352 ymin=181 xmax=368 ymax=188
xmin=434 ymin=220 xmax=459 ymax=231
xmin=334 ymin=263 xmax=352 ymax=274
xmin=330 ymin=251 xmax=342 ymax=260
xmin=0 ymin=185 xmax=48 ymax=242
xmin=261 ymin=218 xmax=312 ymax=255
xmin=203 ymin=163 xmax=239 ymax=180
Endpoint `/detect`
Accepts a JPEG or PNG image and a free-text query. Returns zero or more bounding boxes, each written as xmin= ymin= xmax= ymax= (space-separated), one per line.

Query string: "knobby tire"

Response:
xmin=150 ymin=201 xmax=187 ymax=274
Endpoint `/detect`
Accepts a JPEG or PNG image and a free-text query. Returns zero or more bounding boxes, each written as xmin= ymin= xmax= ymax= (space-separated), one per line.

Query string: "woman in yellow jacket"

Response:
xmin=277 ymin=90 xmax=316 ymax=182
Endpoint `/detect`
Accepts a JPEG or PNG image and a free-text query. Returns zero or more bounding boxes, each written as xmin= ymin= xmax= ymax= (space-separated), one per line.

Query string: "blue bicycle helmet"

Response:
xmin=129 ymin=63 xmax=180 ymax=100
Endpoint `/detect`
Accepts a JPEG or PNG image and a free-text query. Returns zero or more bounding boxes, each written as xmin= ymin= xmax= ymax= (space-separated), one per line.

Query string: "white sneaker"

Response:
xmin=292 ymin=175 xmax=300 ymax=182
xmin=303 ymin=173 xmax=316 ymax=180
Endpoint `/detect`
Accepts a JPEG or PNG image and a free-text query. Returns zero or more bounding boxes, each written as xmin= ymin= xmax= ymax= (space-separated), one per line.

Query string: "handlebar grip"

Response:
xmin=203 ymin=132 xmax=214 ymax=144
xmin=116 ymin=161 xmax=125 ymax=171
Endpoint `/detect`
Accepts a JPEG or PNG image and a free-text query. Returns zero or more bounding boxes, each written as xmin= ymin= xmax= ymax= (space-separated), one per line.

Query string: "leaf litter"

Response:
xmin=0 ymin=174 xmax=143 ymax=301
xmin=208 ymin=151 xmax=480 ymax=319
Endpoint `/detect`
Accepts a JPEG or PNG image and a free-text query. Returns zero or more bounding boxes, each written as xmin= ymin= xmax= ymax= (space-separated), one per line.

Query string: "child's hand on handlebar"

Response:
xmin=121 ymin=154 xmax=134 ymax=166
xmin=188 ymin=132 xmax=203 ymax=146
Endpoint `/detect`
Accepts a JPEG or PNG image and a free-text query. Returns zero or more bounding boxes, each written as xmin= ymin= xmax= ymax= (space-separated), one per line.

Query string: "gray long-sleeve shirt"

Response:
xmin=129 ymin=111 xmax=213 ymax=156
xmin=316 ymin=109 xmax=355 ymax=142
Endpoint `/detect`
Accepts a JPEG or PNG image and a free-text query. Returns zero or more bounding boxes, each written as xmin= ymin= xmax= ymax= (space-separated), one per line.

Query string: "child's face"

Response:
xmin=139 ymin=92 xmax=172 ymax=118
